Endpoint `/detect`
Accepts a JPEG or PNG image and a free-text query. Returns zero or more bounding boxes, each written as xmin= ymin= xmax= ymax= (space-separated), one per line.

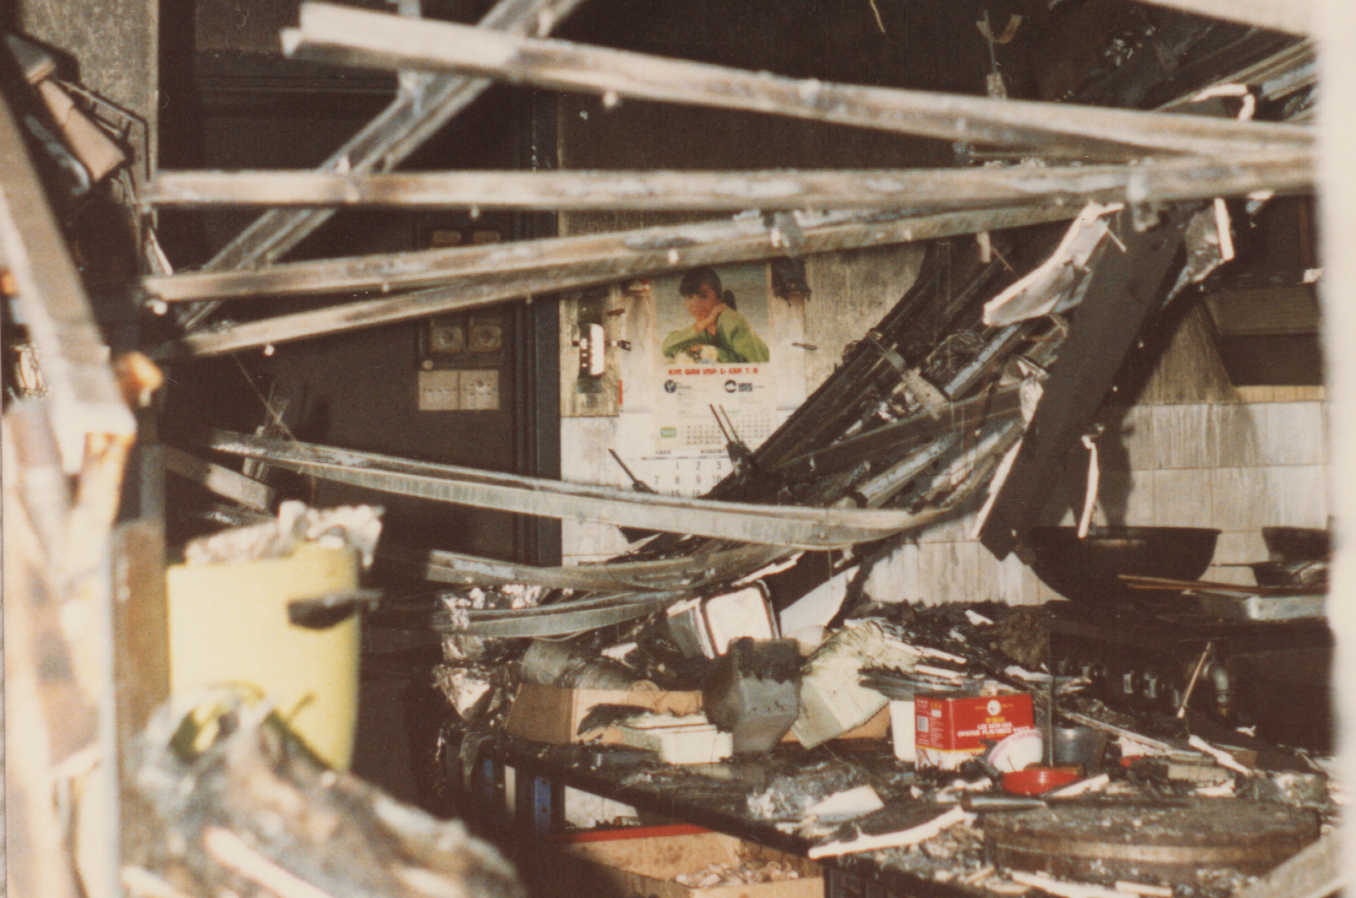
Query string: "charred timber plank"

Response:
xmin=770 ymin=385 xmax=1025 ymax=483
xmin=739 ymin=248 xmax=1014 ymax=487
xmin=145 ymin=205 xmax=1074 ymax=359
xmin=202 ymin=431 xmax=944 ymax=549
xmin=977 ymin=206 xmax=1196 ymax=558
xmin=434 ymin=595 xmax=681 ymax=636
xmin=145 ymin=206 xmax=1075 ymax=304
xmin=177 ymin=0 xmax=587 ymax=331
xmin=383 ymin=542 xmax=787 ymax=591
xmin=1159 ymin=41 xmax=1315 ymax=112
xmin=144 ymin=154 xmax=1313 ymax=211
xmin=284 ymin=2 xmax=1312 ymax=161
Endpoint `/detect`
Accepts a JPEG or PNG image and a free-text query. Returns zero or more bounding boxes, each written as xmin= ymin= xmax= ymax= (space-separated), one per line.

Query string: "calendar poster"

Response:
xmin=651 ymin=263 xmax=776 ymax=459
xmin=602 ymin=261 xmax=806 ymax=497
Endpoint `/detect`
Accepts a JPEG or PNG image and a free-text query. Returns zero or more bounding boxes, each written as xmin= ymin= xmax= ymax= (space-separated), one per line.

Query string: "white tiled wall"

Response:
xmin=1103 ymin=401 xmax=1330 ymax=583
xmin=859 ymin=400 xmax=1331 ymax=604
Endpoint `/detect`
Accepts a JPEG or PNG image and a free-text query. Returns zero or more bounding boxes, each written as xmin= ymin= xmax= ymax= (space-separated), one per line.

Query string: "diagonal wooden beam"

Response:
xmin=144 ymin=204 xmax=1077 ymax=359
xmin=177 ymin=0 xmax=588 ymax=331
xmin=283 ymin=2 xmax=1312 ymax=161
xmin=143 ymin=152 xmax=1313 ymax=212
xmin=0 ymin=72 xmax=135 ymax=467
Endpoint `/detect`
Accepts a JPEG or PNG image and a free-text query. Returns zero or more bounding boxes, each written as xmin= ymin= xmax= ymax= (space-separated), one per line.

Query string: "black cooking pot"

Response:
xmin=1021 ymin=525 xmax=1220 ymax=605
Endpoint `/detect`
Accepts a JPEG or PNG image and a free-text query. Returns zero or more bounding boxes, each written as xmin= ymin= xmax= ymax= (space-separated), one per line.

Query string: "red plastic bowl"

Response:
xmin=1002 ymin=766 xmax=1081 ymax=796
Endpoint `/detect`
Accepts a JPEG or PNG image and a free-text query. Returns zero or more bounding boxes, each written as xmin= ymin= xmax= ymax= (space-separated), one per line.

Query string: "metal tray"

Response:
xmin=1195 ymin=591 xmax=1326 ymax=621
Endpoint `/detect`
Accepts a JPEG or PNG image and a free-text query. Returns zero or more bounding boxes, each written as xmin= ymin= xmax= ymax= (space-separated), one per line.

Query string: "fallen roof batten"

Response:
xmin=203 ymin=431 xmax=943 ymax=549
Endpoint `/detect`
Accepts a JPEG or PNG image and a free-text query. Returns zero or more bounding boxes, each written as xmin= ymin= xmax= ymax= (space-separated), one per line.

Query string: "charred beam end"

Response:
xmin=284 ymin=2 xmax=1313 ymax=161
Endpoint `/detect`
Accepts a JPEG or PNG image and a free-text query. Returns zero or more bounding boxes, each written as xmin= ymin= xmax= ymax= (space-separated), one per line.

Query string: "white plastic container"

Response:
xmin=616 ymin=716 xmax=734 ymax=764
xmin=889 ymin=699 xmax=917 ymax=762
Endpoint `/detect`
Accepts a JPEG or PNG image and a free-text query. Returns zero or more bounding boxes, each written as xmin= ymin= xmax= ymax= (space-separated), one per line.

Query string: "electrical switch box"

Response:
xmin=418 ymin=370 xmax=461 ymax=411
xmin=460 ymin=369 xmax=500 ymax=410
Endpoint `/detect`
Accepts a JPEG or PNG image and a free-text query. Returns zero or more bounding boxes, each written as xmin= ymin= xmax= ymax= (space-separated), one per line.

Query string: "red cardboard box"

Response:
xmin=915 ymin=692 xmax=1033 ymax=769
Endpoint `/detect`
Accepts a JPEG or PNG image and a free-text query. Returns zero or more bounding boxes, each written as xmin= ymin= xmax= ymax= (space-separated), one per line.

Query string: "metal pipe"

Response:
xmin=1178 ymin=641 xmax=1215 ymax=718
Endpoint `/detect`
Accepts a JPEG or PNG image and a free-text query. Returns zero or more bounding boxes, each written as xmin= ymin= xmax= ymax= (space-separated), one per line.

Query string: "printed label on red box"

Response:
xmin=914 ymin=693 xmax=1033 ymax=754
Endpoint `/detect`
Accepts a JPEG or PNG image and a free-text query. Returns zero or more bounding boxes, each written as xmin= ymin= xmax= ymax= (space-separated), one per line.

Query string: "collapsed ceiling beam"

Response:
xmin=1159 ymin=40 xmax=1315 ymax=113
xmin=201 ymin=431 xmax=946 ymax=550
xmin=143 ymin=152 xmax=1313 ymax=211
xmin=1127 ymin=0 xmax=1311 ymax=37
xmin=177 ymin=0 xmax=588 ymax=332
xmin=145 ymin=204 xmax=1076 ymax=358
xmin=381 ymin=542 xmax=787 ymax=591
xmin=283 ymin=2 xmax=1312 ymax=161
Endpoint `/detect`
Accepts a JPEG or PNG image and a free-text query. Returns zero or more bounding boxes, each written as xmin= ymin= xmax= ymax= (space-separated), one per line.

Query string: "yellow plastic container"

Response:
xmin=166 ymin=543 xmax=361 ymax=771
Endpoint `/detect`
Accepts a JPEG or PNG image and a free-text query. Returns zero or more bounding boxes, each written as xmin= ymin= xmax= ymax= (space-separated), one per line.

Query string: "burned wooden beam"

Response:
xmin=144 ymin=153 xmax=1313 ymax=212
xmin=978 ymin=206 xmax=1197 ymax=558
xmin=1158 ymin=40 xmax=1315 ymax=113
xmin=382 ymin=542 xmax=787 ymax=592
xmin=201 ymin=430 xmax=949 ymax=549
xmin=283 ymin=2 xmax=1312 ymax=161
xmin=1 ymin=79 xmax=138 ymax=898
xmin=146 ymin=204 xmax=1075 ymax=358
xmin=176 ymin=0 xmax=588 ymax=332
xmin=769 ymin=385 xmax=1025 ymax=483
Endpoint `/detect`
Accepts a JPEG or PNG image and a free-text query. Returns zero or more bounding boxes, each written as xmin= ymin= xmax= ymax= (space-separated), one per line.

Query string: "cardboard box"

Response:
xmin=557 ymin=831 xmax=822 ymax=898
xmin=782 ymin=705 xmax=890 ymax=744
xmin=915 ymin=692 xmax=1033 ymax=770
xmin=504 ymin=683 xmax=703 ymax=745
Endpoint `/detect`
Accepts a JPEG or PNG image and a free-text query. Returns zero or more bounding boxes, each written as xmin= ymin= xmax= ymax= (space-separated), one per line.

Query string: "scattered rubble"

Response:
xmin=673 ymin=860 xmax=801 ymax=887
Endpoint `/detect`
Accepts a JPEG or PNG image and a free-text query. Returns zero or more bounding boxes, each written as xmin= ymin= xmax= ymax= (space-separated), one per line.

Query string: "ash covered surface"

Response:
xmin=434 ymin=600 xmax=1335 ymax=898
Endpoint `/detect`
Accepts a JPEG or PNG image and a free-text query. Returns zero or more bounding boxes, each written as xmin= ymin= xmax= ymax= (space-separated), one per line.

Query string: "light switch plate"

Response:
xmin=418 ymin=370 xmax=461 ymax=410
xmin=460 ymin=369 xmax=500 ymax=410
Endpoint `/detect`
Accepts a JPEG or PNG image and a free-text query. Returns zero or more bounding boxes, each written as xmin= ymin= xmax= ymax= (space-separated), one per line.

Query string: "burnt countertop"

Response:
xmin=480 ymin=731 xmax=1332 ymax=898
xmin=487 ymin=736 xmax=991 ymax=898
